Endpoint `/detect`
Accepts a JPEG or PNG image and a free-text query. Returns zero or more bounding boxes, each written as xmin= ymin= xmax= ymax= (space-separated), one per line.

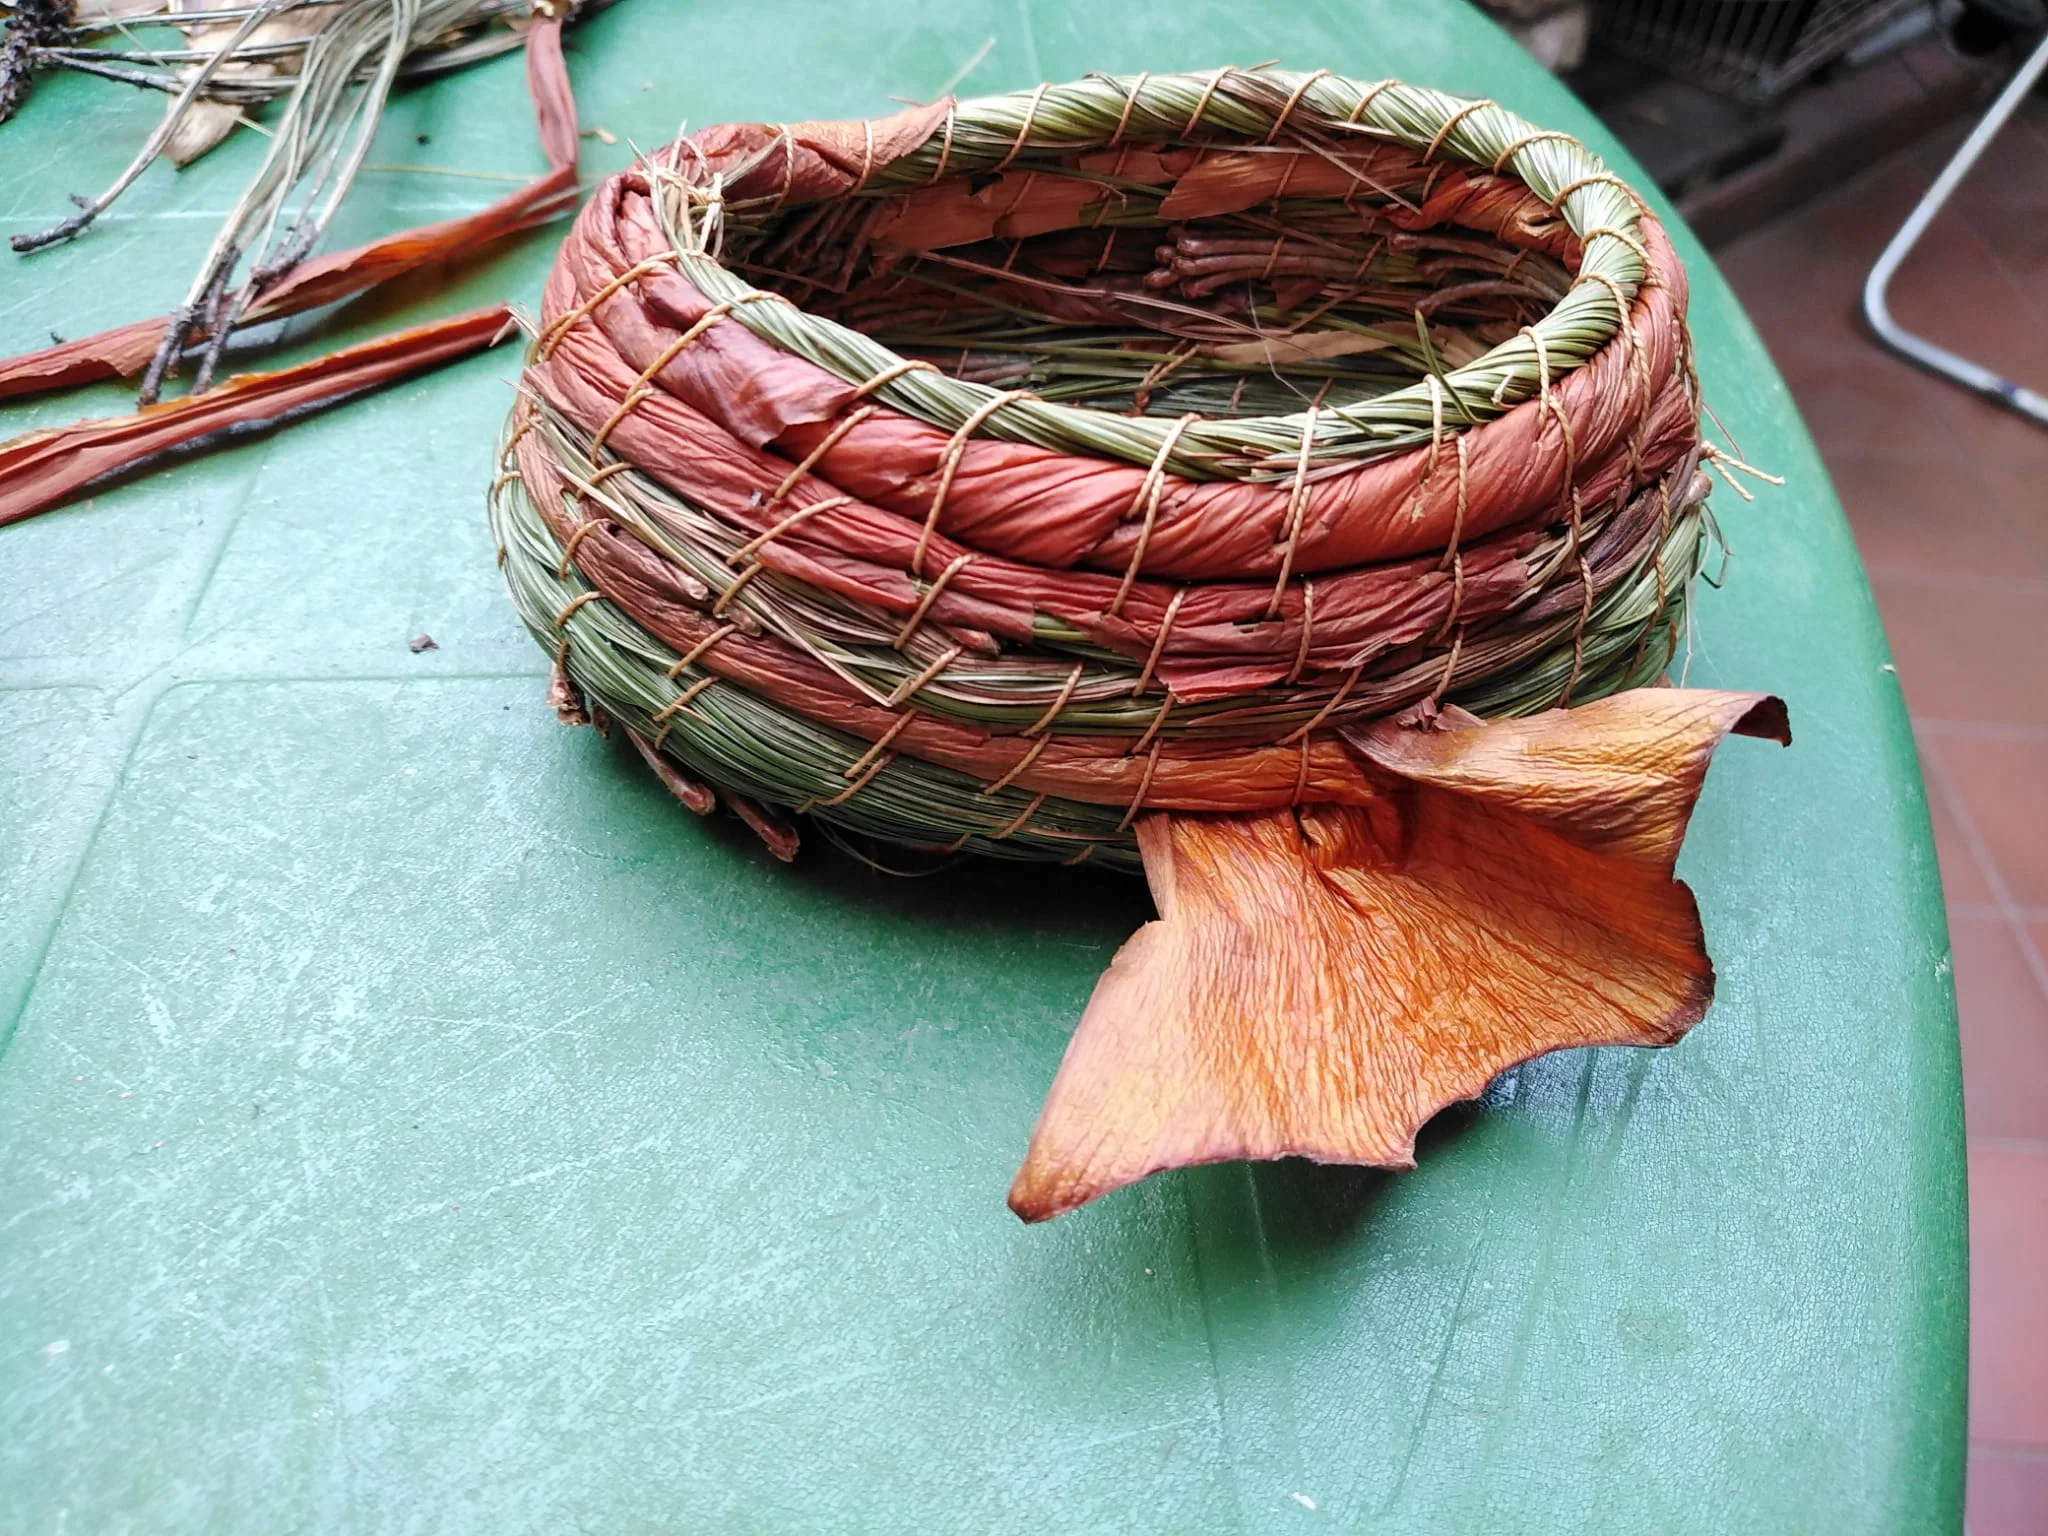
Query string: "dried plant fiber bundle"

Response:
xmin=0 ymin=12 xmax=588 ymax=529
xmin=499 ymin=68 xmax=1788 ymax=1218
xmin=1 ymin=0 xmax=605 ymax=404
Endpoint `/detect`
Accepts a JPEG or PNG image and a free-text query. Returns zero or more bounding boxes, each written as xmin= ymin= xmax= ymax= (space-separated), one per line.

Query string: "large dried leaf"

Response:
xmin=1341 ymin=690 xmax=1790 ymax=865
xmin=1008 ymin=689 xmax=1788 ymax=1222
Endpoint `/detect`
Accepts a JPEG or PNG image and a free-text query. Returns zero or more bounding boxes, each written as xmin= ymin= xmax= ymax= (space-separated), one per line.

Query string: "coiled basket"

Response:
xmin=493 ymin=68 xmax=1708 ymax=870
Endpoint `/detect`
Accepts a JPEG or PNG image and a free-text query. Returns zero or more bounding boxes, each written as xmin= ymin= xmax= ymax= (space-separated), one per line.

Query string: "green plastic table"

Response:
xmin=0 ymin=3 xmax=1965 ymax=1530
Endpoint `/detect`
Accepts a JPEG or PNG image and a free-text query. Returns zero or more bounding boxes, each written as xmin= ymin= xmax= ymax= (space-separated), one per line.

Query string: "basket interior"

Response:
xmin=723 ymin=143 xmax=1581 ymax=421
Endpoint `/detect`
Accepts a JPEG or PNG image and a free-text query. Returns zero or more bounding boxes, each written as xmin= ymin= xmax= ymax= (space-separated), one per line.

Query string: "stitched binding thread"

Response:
xmin=995 ymin=81 xmax=1052 ymax=171
xmin=729 ymin=495 xmax=856 ymax=565
xmin=1427 ymin=625 xmax=1465 ymax=707
xmin=537 ymin=251 xmax=680 ymax=359
xmin=771 ymin=407 xmax=880 ymax=502
xmin=981 ymin=735 xmax=1050 ymax=796
xmin=1128 ymin=693 xmax=1175 ymax=758
xmin=916 ymin=389 xmax=1030 ymax=576
xmin=850 ymin=356 xmax=942 ymax=399
xmin=1280 ymin=662 xmax=1364 ymax=746
xmin=1521 ymin=324 xmax=1595 ymax=702
xmin=555 ymin=516 xmax=607 ymax=578
xmin=1488 ymin=128 xmax=1577 ymax=173
xmin=1551 ymin=170 xmax=1647 ymax=212
xmin=666 ymin=623 xmax=741 ymax=679
xmin=1346 ymin=78 xmax=1397 ymax=124
xmin=1265 ymin=70 xmax=1330 ymax=143
xmin=1110 ymin=412 xmax=1200 ymax=615
xmin=649 ymin=674 xmax=718 ymax=749
xmin=1429 ymin=435 xmax=1471 ymax=645
xmin=1109 ymin=71 xmax=1151 ymax=146
xmin=1027 ymin=664 xmax=1087 ymax=737
xmin=1132 ymin=589 xmax=1186 ymax=695
xmin=711 ymin=560 xmax=767 ymax=616
xmin=884 ymin=643 xmax=963 ymax=707
xmin=1115 ymin=737 xmax=1167 ymax=832
xmin=990 ymin=792 xmax=1048 ymax=841
xmin=1422 ymin=97 xmax=1494 ymax=162
xmin=1183 ymin=67 xmax=1235 ymax=136
xmin=1267 ymin=402 xmax=1322 ymax=618
xmin=894 ymin=553 xmax=976 ymax=647
xmin=928 ymin=105 xmax=957 ymax=185
xmin=1287 ymin=579 xmax=1316 ymax=685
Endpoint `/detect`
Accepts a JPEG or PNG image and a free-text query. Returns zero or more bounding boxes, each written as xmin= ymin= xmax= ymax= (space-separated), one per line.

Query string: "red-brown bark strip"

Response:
xmin=0 ymin=307 xmax=515 ymax=528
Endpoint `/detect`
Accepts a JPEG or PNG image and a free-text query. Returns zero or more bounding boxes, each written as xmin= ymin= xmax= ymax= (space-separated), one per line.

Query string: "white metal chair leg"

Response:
xmin=1862 ymin=29 xmax=2048 ymax=426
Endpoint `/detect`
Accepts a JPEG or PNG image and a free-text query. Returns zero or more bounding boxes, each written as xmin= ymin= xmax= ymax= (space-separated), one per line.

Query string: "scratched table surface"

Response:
xmin=0 ymin=2 xmax=1965 ymax=1531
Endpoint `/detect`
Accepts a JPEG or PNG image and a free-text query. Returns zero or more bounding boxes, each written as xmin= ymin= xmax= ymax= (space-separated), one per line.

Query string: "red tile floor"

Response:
xmin=1717 ymin=93 xmax=2048 ymax=1535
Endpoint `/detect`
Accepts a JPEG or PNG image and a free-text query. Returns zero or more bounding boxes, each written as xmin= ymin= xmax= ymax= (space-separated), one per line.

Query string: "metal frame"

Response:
xmin=1594 ymin=0 xmax=1929 ymax=103
xmin=1863 ymin=30 xmax=2048 ymax=426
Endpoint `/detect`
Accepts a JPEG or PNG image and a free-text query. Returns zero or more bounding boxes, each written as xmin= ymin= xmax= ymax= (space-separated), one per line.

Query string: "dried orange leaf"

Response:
xmin=1342 ymin=689 xmax=1790 ymax=865
xmin=1008 ymin=688 xmax=1788 ymax=1222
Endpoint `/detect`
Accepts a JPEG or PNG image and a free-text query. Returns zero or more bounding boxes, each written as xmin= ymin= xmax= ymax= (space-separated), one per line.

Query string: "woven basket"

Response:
xmin=493 ymin=68 xmax=1707 ymax=869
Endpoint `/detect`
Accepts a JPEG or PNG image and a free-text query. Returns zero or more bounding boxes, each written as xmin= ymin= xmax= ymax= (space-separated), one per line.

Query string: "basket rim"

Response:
xmin=644 ymin=67 xmax=1659 ymax=482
